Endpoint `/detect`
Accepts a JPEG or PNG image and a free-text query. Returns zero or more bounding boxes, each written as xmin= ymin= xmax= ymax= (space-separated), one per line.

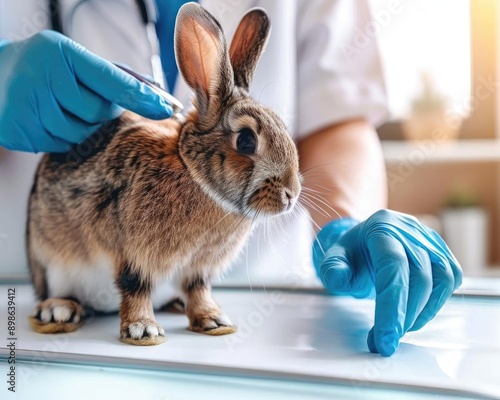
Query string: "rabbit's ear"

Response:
xmin=229 ymin=9 xmax=270 ymax=90
xmin=175 ymin=3 xmax=234 ymax=127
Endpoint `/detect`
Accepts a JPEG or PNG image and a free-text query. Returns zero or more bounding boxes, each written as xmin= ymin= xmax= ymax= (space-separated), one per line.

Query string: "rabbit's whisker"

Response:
xmin=295 ymin=202 xmax=326 ymax=257
xmin=301 ymin=186 xmax=330 ymax=196
xmin=300 ymin=191 xmax=342 ymax=220
xmin=300 ymin=162 xmax=351 ymax=176
xmin=200 ymin=209 xmax=234 ymax=240
xmin=243 ymin=196 xmax=266 ymax=291
xmin=254 ymin=205 xmax=268 ymax=293
xmin=299 ymin=196 xmax=330 ymax=219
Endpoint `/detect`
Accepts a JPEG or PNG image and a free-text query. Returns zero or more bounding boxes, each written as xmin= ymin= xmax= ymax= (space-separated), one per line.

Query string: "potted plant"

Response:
xmin=402 ymin=71 xmax=462 ymax=142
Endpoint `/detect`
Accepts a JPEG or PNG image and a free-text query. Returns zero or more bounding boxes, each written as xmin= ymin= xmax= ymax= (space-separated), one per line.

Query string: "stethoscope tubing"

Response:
xmin=49 ymin=0 xmax=167 ymax=89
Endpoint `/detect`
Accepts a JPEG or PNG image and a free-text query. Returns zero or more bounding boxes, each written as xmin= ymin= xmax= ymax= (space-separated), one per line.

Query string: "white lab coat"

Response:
xmin=0 ymin=0 xmax=388 ymax=289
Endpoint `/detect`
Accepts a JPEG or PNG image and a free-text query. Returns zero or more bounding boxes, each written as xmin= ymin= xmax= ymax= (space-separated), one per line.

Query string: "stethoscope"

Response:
xmin=49 ymin=0 xmax=184 ymax=115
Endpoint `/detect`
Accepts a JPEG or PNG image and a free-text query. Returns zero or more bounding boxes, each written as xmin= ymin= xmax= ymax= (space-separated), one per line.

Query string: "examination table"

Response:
xmin=0 ymin=278 xmax=499 ymax=399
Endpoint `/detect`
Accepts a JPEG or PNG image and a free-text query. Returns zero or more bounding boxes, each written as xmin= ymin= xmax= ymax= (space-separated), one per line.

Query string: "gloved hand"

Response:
xmin=0 ymin=31 xmax=173 ymax=153
xmin=313 ymin=209 xmax=462 ymax=357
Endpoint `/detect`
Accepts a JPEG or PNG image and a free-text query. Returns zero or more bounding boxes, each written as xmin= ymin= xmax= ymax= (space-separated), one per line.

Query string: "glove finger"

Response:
xmin=403 ymin=245 xmax=433 ymax=333
xmin=317 ymin=246 xmax=353 ymax=295
xmin=18 ymin=123 xmax=72 ymax=153
xmin=61 ymin=39 xmax=173 ymax=120
xmin=366 ymin=232 xmax=409 ymax=357
xmin=1 ymin=99 xmax=73 ymax=153
xmin=427 ymin=229 xmax=463 ymax=291
xmin=51 ymin=74 xmax=123 ymax=124
xmin=408 ymin=253 xmax=455 ymax=332
xmin=39 ymin=92 xmax=101 ymax=144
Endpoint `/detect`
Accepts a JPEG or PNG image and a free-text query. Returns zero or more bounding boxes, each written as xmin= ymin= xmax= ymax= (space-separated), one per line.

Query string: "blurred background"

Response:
xmin=372 ymin=0 xmax=500 ymax=276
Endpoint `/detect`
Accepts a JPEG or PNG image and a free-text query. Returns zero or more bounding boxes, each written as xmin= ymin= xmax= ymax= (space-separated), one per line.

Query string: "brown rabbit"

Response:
xmin=27 ymin=3 xmax=301 ymax=345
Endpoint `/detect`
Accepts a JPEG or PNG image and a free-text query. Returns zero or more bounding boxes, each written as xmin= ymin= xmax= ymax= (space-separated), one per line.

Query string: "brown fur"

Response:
xmin=27 ymin=4 xmax=301 ymax=345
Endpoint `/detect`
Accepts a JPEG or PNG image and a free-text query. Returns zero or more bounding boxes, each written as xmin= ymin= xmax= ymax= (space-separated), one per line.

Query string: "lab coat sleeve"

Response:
xmin=296 ymin=0 xmax=389 ymax=139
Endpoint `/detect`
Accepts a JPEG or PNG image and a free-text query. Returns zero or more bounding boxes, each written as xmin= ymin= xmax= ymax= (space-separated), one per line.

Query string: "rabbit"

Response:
xmin=26 ymin=2 xmax=301 ymax=346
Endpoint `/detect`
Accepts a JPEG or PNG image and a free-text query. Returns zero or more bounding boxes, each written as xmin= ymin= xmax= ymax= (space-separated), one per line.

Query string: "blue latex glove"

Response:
xmin=313 ymin=209 xmax=462 ymax=357
xmin=0 ymin=31 xmax=173 ymax=153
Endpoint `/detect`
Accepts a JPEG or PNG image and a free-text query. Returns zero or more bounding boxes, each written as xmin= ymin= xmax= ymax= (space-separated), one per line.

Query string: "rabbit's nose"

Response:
xmin=284 ymin=189 xmax=298 ymax=211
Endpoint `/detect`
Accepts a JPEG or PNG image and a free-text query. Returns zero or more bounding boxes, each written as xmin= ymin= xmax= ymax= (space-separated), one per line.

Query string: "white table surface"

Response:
xmin=1 ymin=284 xmax=499 ymax=399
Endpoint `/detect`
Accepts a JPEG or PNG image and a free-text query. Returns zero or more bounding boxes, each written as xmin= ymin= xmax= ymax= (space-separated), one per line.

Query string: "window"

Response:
xmin=375 ymin=0 xmax=500 ymax=269
xmin=370 ymin=0 xmax=472 ymax=120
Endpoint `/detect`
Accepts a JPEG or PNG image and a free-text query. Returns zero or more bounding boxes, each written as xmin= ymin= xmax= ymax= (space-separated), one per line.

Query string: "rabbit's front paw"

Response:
xmin=30 ymin=298 xmax=85 ymax=334
xmin=120 ymin=319 xmax=166 ymax=346
xmin=188 ymin=313 xmax=237 ymax=336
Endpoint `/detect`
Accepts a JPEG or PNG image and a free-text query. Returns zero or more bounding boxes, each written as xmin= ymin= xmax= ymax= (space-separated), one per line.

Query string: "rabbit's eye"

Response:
xmin=237 ymin=128 xmax=257 ymax=155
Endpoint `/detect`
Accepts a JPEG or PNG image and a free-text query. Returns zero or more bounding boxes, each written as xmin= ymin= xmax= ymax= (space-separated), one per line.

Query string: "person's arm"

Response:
xmin=297 ymin=119 xmax=387 ymax=229
xmin=294 ymin=0 xmax=462 ymax=358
